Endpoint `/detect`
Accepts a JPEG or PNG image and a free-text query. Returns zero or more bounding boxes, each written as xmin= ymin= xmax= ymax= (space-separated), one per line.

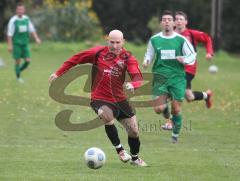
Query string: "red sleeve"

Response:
xmin=55 ymin=46 xmax=105 ymax=76
xmin=126 ymin=55 xmax=143 ymax=89
xmin=190 ymin=29 xmax=214 ymax=55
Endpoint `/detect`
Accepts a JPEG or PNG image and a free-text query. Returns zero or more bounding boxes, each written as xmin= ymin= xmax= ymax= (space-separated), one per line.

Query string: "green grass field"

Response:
xmin=0 ymin=42 xmax=240 ymax=181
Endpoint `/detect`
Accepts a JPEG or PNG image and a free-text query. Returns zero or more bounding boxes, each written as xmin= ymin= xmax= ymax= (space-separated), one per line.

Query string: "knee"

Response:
xmin=153 ymin=105 xmax=166 ymax=114
xmin=100 ymin=113 xmax=114 ymax=123
xmin=104 ymin=119 xmax=114 ymax=125
xmin=171 ymin=107 xmax=181 ymax=115
xmin=128 ymin=128 xmax=139 ymax=138
xmin=25 ymin=58 xmax=31 ymax=63
xmin=98 ymin=107 xmax=114 ymax=123
xmin=185 ymin=91 xmax=194 ymax=102
xmin=15 ymin=60 xmax=20 ymax=64
xmin=124 ymin=116 xmax=139 ymax=137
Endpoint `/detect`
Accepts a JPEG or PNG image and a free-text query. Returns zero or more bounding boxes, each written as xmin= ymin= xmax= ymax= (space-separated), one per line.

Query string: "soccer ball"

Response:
xmin=208 ymin=65 xmax=218 ymax=74
xmin=84 ymin=147 xmax=106 ymax=169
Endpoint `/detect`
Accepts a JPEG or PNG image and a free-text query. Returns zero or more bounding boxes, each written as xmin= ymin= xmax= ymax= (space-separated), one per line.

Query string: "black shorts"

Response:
xmin=185 ymin=72 xmax=195 ymax=89
xmin=90 ymin=100 xmax=135 ymax=121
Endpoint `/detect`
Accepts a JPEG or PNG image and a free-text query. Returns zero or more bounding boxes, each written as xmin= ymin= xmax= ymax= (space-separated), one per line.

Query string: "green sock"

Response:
xmin=172 ymin=114 xmax=182 ymax=135
xmin=15 ymin=64 xmax=20 ymax=78
xmin=20 ymin=61 xmax=30 ymax=72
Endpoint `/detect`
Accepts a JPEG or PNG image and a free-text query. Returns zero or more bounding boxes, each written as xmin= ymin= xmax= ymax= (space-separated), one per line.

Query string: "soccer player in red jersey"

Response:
xmin=162 ymin=11 xmax=214 ymax=130
xmin=49 ymin=30 xmax=147 ymax=166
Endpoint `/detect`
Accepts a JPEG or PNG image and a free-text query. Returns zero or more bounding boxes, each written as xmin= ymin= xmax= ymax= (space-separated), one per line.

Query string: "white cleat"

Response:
xmin=17 ymin=78 xmax=24 ymax=83
xmin=118 ymin=150 xmax=131 ymax=163
xmin=161 ymin=119 xmax=173 ymax=130
xmin=130 ymin=158 xmax=148 ymax=167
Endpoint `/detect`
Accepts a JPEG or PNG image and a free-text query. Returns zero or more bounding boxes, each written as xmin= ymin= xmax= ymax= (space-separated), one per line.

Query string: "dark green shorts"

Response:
xmin=152 ymin=75 xmax=186 ymax=101
xmin=13 ymin=44 xmax=30 ymax=60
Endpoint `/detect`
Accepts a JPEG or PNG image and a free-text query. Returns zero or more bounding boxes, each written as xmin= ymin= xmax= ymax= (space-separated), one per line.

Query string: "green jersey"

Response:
xmin=7 ymin=15 xmax=36 ymax=45
xmin=144 ymin=32 xmax=196 ymax=79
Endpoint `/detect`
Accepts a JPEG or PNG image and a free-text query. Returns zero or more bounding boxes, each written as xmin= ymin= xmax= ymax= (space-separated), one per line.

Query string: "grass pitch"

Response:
xmin=0 ymin=42 xmax=239 ymax=181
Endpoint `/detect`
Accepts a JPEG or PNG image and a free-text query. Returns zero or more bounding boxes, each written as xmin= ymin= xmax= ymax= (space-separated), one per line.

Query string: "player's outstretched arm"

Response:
xmin=190 ymin=30 xmax=214 ymax=60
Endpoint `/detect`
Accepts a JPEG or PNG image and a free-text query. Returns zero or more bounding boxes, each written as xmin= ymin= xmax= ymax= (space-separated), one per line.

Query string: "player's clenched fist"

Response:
xmin=49 ymin=73 xmax=58 ymax=83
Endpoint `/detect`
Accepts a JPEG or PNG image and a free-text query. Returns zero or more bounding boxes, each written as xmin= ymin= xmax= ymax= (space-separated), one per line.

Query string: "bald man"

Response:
xmin=49 ymin=30 xmax=147 ymax=166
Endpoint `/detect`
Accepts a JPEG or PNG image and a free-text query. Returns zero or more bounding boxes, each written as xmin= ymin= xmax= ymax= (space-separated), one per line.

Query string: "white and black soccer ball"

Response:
xmin=208 ymin=65 xmax=218 ymax=74
xmin=84 ymin=147 xmax=106 ymax=169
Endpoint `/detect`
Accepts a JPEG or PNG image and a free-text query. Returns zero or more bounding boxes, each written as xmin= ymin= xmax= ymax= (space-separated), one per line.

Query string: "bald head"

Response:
xmin=108 ymin=29 xmax=124 ymax=40
xmin=107 ymin=29 xmax=125 ymax=54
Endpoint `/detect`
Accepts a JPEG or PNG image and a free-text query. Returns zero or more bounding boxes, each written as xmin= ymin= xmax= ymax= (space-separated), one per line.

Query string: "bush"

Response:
xmin=29 ymin=0 xmax=103 ymax=42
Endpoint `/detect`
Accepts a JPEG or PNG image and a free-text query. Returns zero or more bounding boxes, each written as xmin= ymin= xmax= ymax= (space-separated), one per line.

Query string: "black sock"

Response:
xmin=105 ymin=124 xmax=121 ymax=152
xmin=128 ymin=136 xmax=140 ymax=160
xmin=163 ymin=106 xmax=170 ymax=119
xmin=15 ymin=64 xmax=20 ymax=78
xmin=115 ymin=146 xmax=124 ymax=153
xmin=193 ymin=91 xmax=204 ymax=100
xmin=20 ymin=61 xmax=30 ymax=72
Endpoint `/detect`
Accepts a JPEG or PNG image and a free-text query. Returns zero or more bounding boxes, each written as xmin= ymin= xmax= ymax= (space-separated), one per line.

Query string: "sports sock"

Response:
xmin=193 ymin=91 xmax=204 ymax=100
xmin=172 ymin=114 xmax=182 ymax=135
xmin=128 ymin=136 xmax=140 ymax=160
xmin=203 ymin=92 xmax=208 ymax=99
xmin=105 ymin=124 xmax=121 ymax=152
xmin=163 ymin=105 xmax=170 ymax=119
xmin=20 ymin=61 xmax=30 ymax=72
xmin=115 ymin=144 xmax=124 ymax=153
xmin=15 ymin=64 xmax=20 ymax=78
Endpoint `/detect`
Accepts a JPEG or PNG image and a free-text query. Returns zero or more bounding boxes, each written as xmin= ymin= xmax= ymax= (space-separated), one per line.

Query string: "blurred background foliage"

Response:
xmin=1 ymin=0 xmax=103 ymax=42
xmin=30 ymin=0 xmax=103 ymax=41
xmin=0 ymin=0 xmax=240 ymax=53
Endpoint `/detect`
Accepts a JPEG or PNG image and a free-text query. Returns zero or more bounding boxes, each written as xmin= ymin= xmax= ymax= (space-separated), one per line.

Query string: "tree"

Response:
xmin=93 ymin=0 xmax=156 ymax=43
xmin=93 ymin=0 xmax=212 ymax=43
xmin=221 ymin=0 xmax=240 ymax=53
xmin=29 ymin=0 xmax=102 ymax=41
xmin=0 ymin=0 xmax=18 ymax=41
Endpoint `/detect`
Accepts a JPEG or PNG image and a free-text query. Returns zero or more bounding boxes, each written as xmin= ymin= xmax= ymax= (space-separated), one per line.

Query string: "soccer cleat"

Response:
xmin=17 ymin=78 xmax=24 ymax=83
xmin=118 ymin=150 xmax=131 ymax=163
xmin=205 ymin=90 xmax=213 ymax=108
xmin=130 ymin=158 xmax=148 ymax=167
xmin=161 ymin=119 xmax=173 ymax=130
xmin=172 ymin=136 xmax=178 ymax=144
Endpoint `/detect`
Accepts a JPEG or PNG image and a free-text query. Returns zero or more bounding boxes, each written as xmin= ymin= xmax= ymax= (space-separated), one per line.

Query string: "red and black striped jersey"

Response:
xmin=55 ymin=46 xmax=143 ymax=102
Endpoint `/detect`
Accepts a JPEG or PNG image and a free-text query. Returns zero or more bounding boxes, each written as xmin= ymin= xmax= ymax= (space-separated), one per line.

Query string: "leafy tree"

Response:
xmin=0 ymin=0 xmax=18 ymax=41
xmin=93 ymin=0 xmax=212 ymax=43
xmin=0 ymin=0 xmax=102 ymax=42
xmin=29 ymin=0 xmax=102 ymax=41
xmin=93 ymin=0 xmax=156 ymax=43
xmin=221 ymin=0 xmax=240 ymax=53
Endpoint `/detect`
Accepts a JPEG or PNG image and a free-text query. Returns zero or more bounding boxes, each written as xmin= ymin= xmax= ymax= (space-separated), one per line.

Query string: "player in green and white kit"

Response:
xmin=7 ymin=2 xmax=41 ymax=83
xmin=143 ymin=10 xmax=196 ymax=143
